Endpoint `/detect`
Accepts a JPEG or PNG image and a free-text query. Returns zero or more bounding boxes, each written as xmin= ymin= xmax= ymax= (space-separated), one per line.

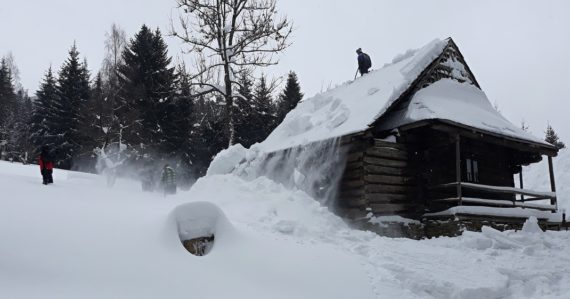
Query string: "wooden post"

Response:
xmin=547 ymin=155 xmax=557 ymax=210
xmin=455 ymin=134 xmax=462 ymax=205
xmin=519 ymin=170 xmax=524 ymax=203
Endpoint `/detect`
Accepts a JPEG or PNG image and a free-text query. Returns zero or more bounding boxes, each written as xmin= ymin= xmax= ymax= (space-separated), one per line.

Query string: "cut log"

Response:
xmin=364 ymin=174 xmax=413 ymax=185
xmin=345 ymin=161 xmax=364 ymax=171
xmin=369 ymin=203 xmax=413 ymax=214
xmin=341 ymin=179 xmax=365 ymax=188
xmin=366 ymin=147 xmax=408 ymax=161
xmin=339 ymin=187 xmax=364 ymax=197
xmin=365 ymin=193 xmax=412 ymax=203
xmin=341 ymin=196 xmax=368 ymax=208
xmin=346 ymin=152 xmax=363 ymax=163
xmin=365 ymin=184 xmax=410 ymax=194
xmin=373 ymin=139 xmax=407 ymax=150
xmin=342 ymin=169 xmax=364 ymax=180
xmin=364 ymin=156 xmax=407 ymax=168
xmin=364 ymin=164 xmax=408 ymax=176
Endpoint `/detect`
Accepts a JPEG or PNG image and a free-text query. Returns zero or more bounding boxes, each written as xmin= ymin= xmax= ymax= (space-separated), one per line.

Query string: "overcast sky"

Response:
xmin=1 ymin=0 xmax=569 ymax=143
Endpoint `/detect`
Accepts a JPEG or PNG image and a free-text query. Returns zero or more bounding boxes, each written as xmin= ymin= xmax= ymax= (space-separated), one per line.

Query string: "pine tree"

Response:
xmin=12 ymin=90 xmax=34 ymax=162
xmin=0 ymin=60 xmax=16 ymax=131
xmin=234 ymin=69 xmax=255 ymax=147
xmin=545 ymin=124 xmax=566 ymax=149
xmin=192 ymin=95 xmax=227 ymax=176
xmin=51 ymin=44 xmax=91 ymax=169
xmin=30 ymin=67 xmax=58 ymax=150
xmin=276 ymin=71 xmax=303 ymax=124
xmin=250 ymin=75 xmax=276 ymax=144
xmin=0 ymin=58 xmax=17 ymax=160
xmin=118 ymin=25 xmax=176 ymax=161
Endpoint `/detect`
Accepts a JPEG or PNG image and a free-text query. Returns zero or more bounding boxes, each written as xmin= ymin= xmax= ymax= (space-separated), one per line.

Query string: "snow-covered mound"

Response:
xmin=2 ymin=156 xmax=570 ymax=298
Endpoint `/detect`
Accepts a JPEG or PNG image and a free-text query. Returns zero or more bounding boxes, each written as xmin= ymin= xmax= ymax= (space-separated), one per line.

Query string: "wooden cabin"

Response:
xmin=263 ymin=38 xmax=563 ymax=237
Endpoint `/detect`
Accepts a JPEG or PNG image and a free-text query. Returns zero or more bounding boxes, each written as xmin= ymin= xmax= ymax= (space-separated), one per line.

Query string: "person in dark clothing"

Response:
xmin=160 ymin=164 xmax=177 ymax=196
xmin=356 ymin=48 xmax=372 ymax=76
xmin=39 ymin=145 xmax=54 ymax=185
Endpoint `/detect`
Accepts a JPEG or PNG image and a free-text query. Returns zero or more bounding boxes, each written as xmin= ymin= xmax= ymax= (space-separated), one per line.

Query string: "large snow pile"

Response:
xmin=260 ymin=39 xmax=448 ymax=152
xmin=1 ymin=161 xmax=570 ymax=298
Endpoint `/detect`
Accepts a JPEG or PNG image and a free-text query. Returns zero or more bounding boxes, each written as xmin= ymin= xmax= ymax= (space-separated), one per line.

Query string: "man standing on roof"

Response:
xmin=356 ymin=48 xmax=372 ymax=76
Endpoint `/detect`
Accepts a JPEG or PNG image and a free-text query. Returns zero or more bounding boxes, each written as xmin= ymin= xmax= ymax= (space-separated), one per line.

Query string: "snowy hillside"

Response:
xmin=2 ymin=150 xmax=570 ymax=298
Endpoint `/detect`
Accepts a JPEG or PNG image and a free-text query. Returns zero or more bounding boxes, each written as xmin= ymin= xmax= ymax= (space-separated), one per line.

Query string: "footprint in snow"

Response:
xmin=367 ymin=87 xmax=380 ymax=95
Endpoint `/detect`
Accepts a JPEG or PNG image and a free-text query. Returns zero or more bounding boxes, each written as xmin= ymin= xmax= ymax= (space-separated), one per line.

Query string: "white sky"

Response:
xmin=1 ymin=0 xmax=569 ymax=143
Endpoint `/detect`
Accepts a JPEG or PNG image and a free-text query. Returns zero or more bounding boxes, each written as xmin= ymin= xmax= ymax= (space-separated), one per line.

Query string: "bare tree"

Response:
xmin=171 ymin=0 xmax=292 ymax=145
xmin=100 ymin=23 xmax=127 ymax=147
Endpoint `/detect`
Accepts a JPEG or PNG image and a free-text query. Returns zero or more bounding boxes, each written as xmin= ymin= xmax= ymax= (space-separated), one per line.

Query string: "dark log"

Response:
xmin=364 ymin=156 xmax=407 ymax=168
xmin=373 ymin=139 xmax=407 ymax=150
xmin=366 ymin=147 xmax=408 ymax=161
xmin=341 ymin=179 xmax=365 ymax=188
xmin=340 ymin=196 xmax=368 ymax=208
xmin=369 ymin=203 xmax=413 ymax=213
xmin=364 ymin=164 xmax=408 ymax=176
xmin=346 ymin=152 xmax=363 ymax=163
xmin=342 ymin=171 xmax=363 ymax=181
xmin=345 ymin=161 xmax=364 ymax=171
xmin=364 ymin=174 xmax=413 ymax=185
xmin=365 ymin=184 xmax=410 ymax=194
xmin=365 ymin=193 xmax=412 ymax=203
xmin=336 ymin=207 xmax=368 ymax=220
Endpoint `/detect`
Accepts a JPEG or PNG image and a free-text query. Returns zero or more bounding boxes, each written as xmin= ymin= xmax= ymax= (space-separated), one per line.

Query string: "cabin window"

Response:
xmin=466 ymin=158 xmax=479 ymax=183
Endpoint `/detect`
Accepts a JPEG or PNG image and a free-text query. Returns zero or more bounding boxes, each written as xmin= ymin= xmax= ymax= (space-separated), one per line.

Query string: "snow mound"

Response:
xmin=172 ymin=201 xmax=234 ymax=242
xmin=206 ymin=144 xmax=247 ymax=176
xmin=522 ymin=216 xmax=543 ymax=233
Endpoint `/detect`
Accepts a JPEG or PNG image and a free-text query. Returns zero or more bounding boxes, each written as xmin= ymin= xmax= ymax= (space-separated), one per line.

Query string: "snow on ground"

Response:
xmin=2 ymin=152 xmax=570 ymax=298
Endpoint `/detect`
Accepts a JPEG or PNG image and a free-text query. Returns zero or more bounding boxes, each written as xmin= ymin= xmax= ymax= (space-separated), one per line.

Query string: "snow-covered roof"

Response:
xmin=259 ymin=38 xmax=550 ymax=152
xmin=378 ymin=79 xmax=548 ymax=145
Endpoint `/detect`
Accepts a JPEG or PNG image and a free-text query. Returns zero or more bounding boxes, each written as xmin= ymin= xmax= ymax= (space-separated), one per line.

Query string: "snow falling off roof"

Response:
xmin=259 ymin=39 xmax=448 ymax=152
xmin=381 ymin=79 xmax=549 ymax=145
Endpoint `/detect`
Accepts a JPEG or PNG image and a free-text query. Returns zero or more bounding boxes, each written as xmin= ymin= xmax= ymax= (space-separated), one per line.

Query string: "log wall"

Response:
xmin=338 ymin=138 xmax=418 ymax=220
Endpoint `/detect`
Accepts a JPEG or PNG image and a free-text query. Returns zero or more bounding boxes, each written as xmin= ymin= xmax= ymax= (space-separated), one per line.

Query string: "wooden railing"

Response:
xmin=431 ymin=182 xmax=558 ymax=212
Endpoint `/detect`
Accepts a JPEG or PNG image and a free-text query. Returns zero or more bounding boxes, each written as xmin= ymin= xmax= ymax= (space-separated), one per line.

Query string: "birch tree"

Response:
xmin=171 ymin=0 xmax=292 ymax=145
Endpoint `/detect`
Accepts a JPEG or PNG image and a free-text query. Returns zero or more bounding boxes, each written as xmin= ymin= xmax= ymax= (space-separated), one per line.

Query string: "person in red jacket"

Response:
xmin=39 ymin=145 xmax=54 ymax=185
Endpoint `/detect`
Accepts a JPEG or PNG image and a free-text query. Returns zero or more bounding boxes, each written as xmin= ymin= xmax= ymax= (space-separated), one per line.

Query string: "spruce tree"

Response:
xmin=276 ymin=71 xmax=303 ymax=124
xmin=52 ymin=44 xmax=91 ymax=169
xmin=118 ymin=25 xmax=176 ymax=160
xmin=30 ymin=67 xmax=58 ymax=150
xmin=545 ymin=124 xmax=566 ymax=149
xmin=0 ymin=58 xmax=18 ymax=160
xmin=234 ymin=69 xmax=255 ymax=147
xmin=250 ymin=75 xmax=276 ymax=144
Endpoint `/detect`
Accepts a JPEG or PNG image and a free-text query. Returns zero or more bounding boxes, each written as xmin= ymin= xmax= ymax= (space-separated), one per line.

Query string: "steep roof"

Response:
xmin=259 ymin=38 xmax=551 ymax=153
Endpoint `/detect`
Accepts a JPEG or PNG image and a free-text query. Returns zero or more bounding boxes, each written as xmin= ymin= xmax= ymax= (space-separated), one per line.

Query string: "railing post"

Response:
xmin=519 ymin=169 xmax=524 ymax=205
xmin=547 ymin=155 xmax=557 ymax=211
xmin=455 ymin=134 xmax=462 ymax=205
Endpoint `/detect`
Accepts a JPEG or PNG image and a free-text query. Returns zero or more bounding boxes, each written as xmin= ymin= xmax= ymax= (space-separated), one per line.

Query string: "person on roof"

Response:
xmin=39 ymin=145 xmax=55 ymax=185
xmin=356 ymin=48 xmax=372 ymax=76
